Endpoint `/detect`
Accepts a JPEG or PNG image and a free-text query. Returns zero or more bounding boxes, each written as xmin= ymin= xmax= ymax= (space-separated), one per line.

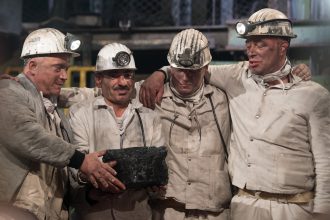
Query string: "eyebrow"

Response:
xmin=52 ymin=63 xmax=69 ymax=69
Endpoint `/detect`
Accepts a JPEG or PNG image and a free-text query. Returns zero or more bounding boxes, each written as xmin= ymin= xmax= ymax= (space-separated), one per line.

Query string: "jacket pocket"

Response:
xmin=276 ymin=154 xmax=314 ymax=189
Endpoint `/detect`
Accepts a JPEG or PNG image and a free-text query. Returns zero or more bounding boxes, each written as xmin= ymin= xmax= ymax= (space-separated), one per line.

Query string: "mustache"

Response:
xmin=113 ymin=85 xmax=130 ymax=91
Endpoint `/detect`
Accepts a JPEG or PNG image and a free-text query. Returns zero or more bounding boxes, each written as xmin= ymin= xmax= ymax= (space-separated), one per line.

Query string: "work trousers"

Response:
xmin=230 ymin=194 xmax=313 ymax=220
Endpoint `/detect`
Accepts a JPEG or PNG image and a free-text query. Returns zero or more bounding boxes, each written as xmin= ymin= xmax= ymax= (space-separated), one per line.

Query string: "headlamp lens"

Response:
xmin=65 ymin=33 xmax=81 ymax=51
xmin=70 ymin=40 xmax=81 ymax=51
xmin=236 ymin=22 xmax=247 ymax=35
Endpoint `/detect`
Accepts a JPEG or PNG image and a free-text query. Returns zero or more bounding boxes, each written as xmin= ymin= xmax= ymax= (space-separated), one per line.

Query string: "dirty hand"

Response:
xmin=292 ymin=63 xmax=311 ymax=81
xmin=139 ymin=71 xmax=165 ymax=109
xmin=79 ymin=150 xmax=126 ymax=192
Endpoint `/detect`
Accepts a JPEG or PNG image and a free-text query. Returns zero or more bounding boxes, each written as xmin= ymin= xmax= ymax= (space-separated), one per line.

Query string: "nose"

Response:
xmin=117 ymin=75 xmax=128 ymax=85
xmin=60 ymin=70 xmax=68 ymax=81
xmin=179 ymin=70 xmax=190 ymax=81
xmin=246 ymin=43 xmax=256 ymax=58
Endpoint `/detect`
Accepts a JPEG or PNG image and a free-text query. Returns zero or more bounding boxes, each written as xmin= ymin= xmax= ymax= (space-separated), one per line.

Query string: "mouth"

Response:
xmin=178 ymin=81 xmax=192 ymax=87
xmin=114 ymin=89 xmax=130 ymax=95
xmin=55 ymin=83 xmax=63 ymax=88
xmin=249 ymin=60 xmax=261 ymax=68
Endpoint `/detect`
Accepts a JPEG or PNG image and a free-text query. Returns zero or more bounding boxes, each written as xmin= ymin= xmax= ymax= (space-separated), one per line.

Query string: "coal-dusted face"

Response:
xmin=245 ymin=36 xmax=288 ymax=75
xmin=170 ymin=66 xmax=207 ymax=96
xmin=95 ymin=69 xmax=135 ymax=107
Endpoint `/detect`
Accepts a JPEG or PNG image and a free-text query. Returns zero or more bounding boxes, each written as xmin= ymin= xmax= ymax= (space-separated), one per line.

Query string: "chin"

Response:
xmin=179 ymin=90 xmax=194 ymax=96
xmin=177 ymin=86 xmax=193 ymax=94
xmin=250 ymin=69 xmax=262 ymax=75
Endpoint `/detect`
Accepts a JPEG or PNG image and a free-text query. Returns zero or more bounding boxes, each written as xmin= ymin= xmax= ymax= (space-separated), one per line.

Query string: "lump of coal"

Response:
xmin=102 ymin=146 xmax=168 ymax=189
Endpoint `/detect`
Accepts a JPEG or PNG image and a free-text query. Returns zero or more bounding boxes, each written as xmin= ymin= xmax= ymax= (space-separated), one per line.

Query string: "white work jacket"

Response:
xmin=69 ymin=96 xmax=165 ymax=220
xmin=209 ymin=61 xmax=330 ymax=214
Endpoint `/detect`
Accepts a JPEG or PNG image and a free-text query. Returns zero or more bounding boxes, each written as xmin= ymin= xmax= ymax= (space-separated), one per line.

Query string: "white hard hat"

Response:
xmin=235 ymin=8 xmax=296 ymax=38
xmin=95 ymin=43 xmax=136 ymax=72
xmin=21 ymin=28 xmax=81 ymax=59
xmin=167 ymin=29 xmax=212 ymax=70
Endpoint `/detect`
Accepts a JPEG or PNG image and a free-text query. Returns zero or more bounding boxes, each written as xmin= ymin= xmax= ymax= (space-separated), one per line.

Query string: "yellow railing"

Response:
xmin=64 ymin=66 xmax=95 ymax=88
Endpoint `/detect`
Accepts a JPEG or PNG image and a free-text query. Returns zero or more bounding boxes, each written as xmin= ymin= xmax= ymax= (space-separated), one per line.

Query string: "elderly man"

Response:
xmin=69 ymin=43 xmax=165 ymax=220
xmin=0 ymin=28 xmax=122 ymax=220
xmin=141 ymin=8 xmax=330 ymax=220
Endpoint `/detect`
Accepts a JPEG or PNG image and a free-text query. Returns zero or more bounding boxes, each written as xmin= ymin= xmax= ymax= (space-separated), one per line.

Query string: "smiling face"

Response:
xmin=245 ymin=36 xmax=289 ymax=75
xmin=95 ymin=69 xmax=135 ymax=107
xmin=25 ymin=54 xmax=70 ymax=97
xmin=170 ymin=66 xmax=207 ymax=96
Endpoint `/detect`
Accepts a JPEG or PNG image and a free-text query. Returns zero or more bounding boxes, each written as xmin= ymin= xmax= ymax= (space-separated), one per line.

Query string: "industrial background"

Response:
xmin=0 ymin=0 xmax=329 ymax=90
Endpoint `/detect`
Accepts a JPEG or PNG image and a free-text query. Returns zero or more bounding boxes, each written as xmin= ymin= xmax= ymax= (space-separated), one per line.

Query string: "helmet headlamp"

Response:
xmin=177 ymin=44 xmax=209 ymax=68
xmin=112 ymin=51 xmax=131 ymax=67
xmin=178 ymin=48 xmax=194 ymax=67
xmin=235 ymin=18 xmax=292 ymax=37
xmin=65 ymin=33 xmax=81 ymax=51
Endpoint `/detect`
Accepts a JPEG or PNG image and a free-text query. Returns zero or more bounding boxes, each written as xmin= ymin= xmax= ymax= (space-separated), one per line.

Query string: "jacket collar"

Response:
xmin=246 ymin=64 xmax=302 ymax=90
xmin=17 ymin=73 xmax=41 ymax=97
xmin=163 ymin=82 xmax=214 ymax=101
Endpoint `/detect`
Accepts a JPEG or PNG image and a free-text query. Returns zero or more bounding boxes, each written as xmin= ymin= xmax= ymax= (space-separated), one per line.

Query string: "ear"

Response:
xmin=202 ymin=65 xmax=209 ymax=75
xmin=25 ymin=59 xmax=38 ymax=76
xmin=94 ymin=73 xmax=103 ymax=88
xmin=279 ymin=40 xmax=289 ymax=55
xmin=168 ymin=68 xmax=173 ymax=77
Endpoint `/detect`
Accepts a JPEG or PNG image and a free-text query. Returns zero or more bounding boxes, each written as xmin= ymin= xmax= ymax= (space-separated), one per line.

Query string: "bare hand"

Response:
xmin=292 ymin=63 xmax=311 ymax=81
xmin=79 ymin=150 xmax=126 ymax=191
xmin=139 ymin=71 xmax=165 ymax=109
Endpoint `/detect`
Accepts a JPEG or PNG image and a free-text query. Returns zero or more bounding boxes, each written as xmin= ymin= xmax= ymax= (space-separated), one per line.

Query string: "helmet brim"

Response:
xmin=20 ymin=51 xmax=80 ymax=59
xmin=237 ymin=33 xmax=297 ymax=39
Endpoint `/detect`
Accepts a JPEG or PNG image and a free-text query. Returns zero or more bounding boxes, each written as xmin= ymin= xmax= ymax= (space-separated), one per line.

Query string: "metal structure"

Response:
xmin=1 ymin=0 xmax=329 ymax=90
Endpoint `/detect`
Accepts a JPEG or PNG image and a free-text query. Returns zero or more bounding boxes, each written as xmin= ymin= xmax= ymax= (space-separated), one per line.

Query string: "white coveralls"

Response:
xmin=208 ymin=61 xmax=330 ymax=220
xmin=69 ymin=96 xmax=165 ymax=220
xmin=151 ymin=82 xmax=232 ymax=220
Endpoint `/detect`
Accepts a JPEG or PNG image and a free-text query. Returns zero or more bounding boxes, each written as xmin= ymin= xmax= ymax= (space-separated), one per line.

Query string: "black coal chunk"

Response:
xmin=102 ymin=146 xmax=168 ymax=189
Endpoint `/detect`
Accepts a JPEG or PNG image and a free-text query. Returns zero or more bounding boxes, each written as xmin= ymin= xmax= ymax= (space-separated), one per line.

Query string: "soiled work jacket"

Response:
xmin=155 ymin=83 xmax=232 ymax=212
xmin=69 ymin=96 xmax=165 ymax=220
xmin=209 ymin=61 xmax=330 ymax=214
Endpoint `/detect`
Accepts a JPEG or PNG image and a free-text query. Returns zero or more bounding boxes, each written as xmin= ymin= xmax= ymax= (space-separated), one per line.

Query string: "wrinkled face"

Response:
xmin=27 ymin=54 xmax=70 ymax=96
xmin=96 ymin=69 xmax=135 ymax=107
xmin=170 ymin=66 xmax=207 ymax=96
xmin=245 ymin=36 xmax=288 ymax=75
